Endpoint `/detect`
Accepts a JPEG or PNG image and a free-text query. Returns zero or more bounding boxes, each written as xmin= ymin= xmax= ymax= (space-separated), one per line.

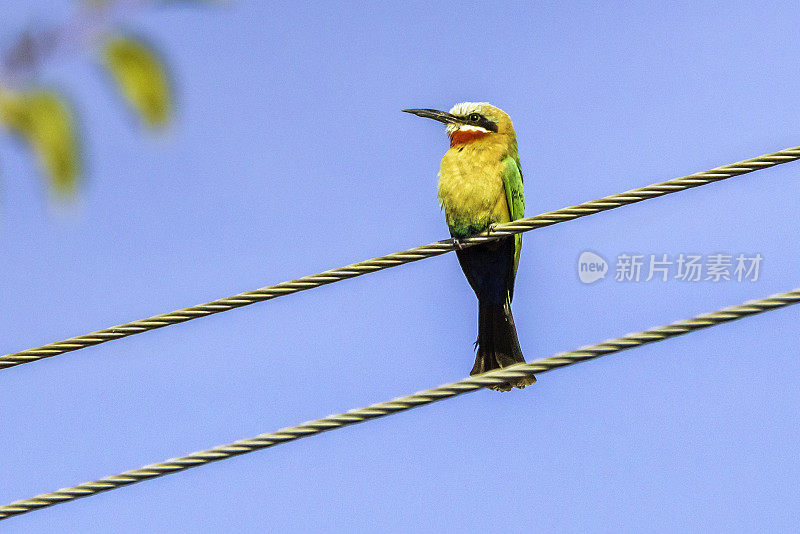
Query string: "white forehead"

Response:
xmin=448 ymin=102 xmax=492 ymax=117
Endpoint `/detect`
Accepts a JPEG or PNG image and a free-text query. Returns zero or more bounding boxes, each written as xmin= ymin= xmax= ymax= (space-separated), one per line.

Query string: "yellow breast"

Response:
xmin=437 ymin=143 xmax=510 ymax=235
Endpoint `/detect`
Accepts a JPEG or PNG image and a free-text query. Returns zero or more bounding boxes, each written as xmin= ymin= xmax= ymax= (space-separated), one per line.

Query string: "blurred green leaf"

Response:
xmin=0 ymin=89 xmax=80 ymax=195
xmin=102 ymin=35 xmax=171 ymax=129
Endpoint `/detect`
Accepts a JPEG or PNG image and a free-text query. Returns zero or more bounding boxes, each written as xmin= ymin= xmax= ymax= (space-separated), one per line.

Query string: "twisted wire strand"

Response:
xmin=2 ymin=287 xmax=797 ymax=521
xmin=2 ymin=145 xmax=799 ymax=371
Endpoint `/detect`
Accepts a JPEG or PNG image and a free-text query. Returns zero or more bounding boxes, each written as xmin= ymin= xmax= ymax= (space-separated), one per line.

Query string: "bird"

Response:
xmin=403 ymin=102 xmax=534 ymax=391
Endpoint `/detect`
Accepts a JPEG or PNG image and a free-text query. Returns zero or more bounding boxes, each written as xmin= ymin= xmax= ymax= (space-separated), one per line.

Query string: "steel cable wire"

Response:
xmin=1 ymin=287 xmax=798 ymax=521
xmin=2 ymin=145 xmax=799 ymax=371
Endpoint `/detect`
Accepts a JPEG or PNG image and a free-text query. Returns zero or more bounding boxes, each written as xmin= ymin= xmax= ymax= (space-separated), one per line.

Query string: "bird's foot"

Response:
xmin=486 ymin=223 xmax=498 ymax=236
xmin=450 ymin=237 xmax=466 ymax=250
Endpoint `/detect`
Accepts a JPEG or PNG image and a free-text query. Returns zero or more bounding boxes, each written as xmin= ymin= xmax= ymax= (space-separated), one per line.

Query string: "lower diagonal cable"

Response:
xmin=1 ymin=287 xmax=797 ymax=521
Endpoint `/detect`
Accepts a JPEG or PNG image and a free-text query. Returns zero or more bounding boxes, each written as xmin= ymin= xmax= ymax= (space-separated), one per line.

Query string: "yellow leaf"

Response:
xmin=102 ymin=36 xmax=171 ymax=129
xmin=0 ymin=89 xmax=80 ymax=195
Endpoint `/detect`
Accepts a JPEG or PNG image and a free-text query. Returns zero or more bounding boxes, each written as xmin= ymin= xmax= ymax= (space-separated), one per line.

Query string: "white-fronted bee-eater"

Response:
xmin=404 ymin=102 xmax=534 ymax=391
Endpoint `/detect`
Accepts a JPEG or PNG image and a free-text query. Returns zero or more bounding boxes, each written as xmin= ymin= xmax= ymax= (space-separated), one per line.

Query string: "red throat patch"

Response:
xmin=449 ymin=129 xmax=489 ymax=147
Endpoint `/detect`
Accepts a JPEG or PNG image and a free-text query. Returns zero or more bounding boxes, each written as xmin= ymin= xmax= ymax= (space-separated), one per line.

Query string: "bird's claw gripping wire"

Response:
xmin=450 ymin=237 xmax=466 ymax=250
xmin=450 ymin=223 xmax=498 ymax=251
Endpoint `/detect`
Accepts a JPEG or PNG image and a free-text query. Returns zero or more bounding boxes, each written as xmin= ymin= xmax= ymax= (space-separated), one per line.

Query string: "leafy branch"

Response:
xmin=0 ymin=0 xmax=212 ymax=200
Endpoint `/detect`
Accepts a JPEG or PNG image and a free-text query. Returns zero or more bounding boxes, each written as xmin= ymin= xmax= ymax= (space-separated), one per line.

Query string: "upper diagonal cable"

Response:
xmin=2 ymin=145 xmax=799 ymax=370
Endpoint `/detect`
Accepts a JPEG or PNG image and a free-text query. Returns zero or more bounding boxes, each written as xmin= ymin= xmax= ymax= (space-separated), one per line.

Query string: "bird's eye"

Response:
xmin=468 ymin=113 xmax=482 ymax=122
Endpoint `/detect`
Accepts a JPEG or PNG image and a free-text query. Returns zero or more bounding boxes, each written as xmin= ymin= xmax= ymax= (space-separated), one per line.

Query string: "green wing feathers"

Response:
xmin=501 ymin=156 xmax=525 ymax=300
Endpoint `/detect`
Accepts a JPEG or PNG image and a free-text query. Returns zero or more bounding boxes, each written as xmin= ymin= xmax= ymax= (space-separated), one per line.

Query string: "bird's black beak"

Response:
xmin=402 ymin=108 xmax=460 ymax=125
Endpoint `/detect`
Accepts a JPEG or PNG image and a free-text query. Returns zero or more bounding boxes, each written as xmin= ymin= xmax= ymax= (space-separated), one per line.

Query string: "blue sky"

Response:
xmin=2 ymin=1 xmax=800 ymax=532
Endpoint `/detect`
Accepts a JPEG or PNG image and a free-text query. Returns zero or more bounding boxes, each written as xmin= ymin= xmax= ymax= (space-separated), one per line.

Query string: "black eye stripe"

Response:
xmin=461 ymin=113 xmax=499 ymax=132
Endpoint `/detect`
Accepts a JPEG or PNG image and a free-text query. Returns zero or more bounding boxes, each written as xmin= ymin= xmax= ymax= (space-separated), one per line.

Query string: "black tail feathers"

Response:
xmin=471 ymin=300 xmax=536 ymax=392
